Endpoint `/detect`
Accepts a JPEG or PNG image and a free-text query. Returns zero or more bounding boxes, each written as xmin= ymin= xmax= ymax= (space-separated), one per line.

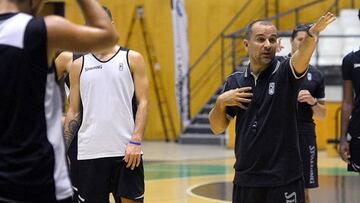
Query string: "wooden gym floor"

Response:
xmin=108 ymin=141 xmax=359 ymax=203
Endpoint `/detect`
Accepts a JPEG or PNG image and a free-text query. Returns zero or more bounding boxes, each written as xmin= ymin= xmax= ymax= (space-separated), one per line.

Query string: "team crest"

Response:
xmin=119 ymin=62 xmax=124 ymax=71
xmin=268 ymin=82 xmax=275 ymax=95
xmin=307 ymin=72 xmax=312 ymax=81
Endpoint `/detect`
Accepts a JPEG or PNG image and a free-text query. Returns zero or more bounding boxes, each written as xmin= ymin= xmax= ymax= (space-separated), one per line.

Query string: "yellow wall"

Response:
xmin=62 ymin=0 xmax=353 ymax=141
xmin=64 ymin=0 xmax=177 ymax=140
xmin=187 ymin=0 xmax=351 ymax=117
xmin=276 ymin=0 xmax=355 ymax=31
xmin=187 ymin=0 xmax=265 ymax=117
xmin=314 ymin=102 xmax=342 ymax=150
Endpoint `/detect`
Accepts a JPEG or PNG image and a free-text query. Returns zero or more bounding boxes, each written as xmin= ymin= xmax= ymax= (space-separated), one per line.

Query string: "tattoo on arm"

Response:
xmin=64 ymin=114 xmax=81 ymax=150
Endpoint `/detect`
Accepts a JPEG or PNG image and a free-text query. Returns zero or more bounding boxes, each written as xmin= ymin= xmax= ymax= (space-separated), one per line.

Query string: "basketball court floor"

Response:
xmin=110 ymin=141 xmax=359 ymax=203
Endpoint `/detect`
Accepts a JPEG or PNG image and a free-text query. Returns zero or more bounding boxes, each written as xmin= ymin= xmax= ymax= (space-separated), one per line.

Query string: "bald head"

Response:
xmin=245 ymin=20 xmax=275 ymax=40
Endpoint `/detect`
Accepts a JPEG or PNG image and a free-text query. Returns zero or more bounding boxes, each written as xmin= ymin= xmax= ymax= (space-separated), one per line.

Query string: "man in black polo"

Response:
xmin=339 ymin=9 xmax=360 ymax=174
xmin=278 ymin=24 xmax=326 ymax=203
xmin=209 ymin=13 xmax=335 ymax=203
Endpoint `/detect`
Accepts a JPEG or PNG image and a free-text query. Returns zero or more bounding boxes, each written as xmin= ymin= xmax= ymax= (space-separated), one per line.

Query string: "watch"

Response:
xmin=311 ymin=99 xmax=318 ymax=106
xmin=305 ymin=24 xmax=314 ymax=38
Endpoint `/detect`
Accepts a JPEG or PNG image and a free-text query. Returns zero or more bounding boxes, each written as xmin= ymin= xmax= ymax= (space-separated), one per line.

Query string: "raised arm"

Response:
xmin=291 ymin=12 xmax=336 ymax=75
xmin=124 ymin=51 xmax=149 ymax=170
xmin=64 ymin=58 xmax=83 ymax=150
xmin=46 ymin=0 xmax=119 ymax=64
xmin=55 ymin=51 xmax=73 ymax=80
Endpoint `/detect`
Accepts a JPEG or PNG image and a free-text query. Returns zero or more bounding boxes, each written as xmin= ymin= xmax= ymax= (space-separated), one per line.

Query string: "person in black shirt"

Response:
xmin=0 ymin=0 xmax=118 ymax=202
xmin=279 ymin=25 xmax=326 ymax=203
xmin=339 ymin=9 xmax=360 ymax=174
xmin=209 ymin=13 xmax=335 ymax=203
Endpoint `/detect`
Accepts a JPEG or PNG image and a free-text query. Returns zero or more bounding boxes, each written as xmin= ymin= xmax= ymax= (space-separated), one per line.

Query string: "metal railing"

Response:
xmin=185 ymin=0 xmax=333 ymax=119
xmin=186 ymin=0 xmax=266 ymax=118
xmin=224 ymin=0 xmax=344 ymax=87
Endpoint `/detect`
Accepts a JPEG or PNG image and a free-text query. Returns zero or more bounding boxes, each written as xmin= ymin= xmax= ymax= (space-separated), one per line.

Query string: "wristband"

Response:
xmin=129 ymin=140 xmax=141 ymax=146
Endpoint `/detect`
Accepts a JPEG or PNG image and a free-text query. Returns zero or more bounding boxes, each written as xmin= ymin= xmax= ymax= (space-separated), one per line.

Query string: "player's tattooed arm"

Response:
xmin=64 ymin=57 xmax=82 ymax=150
xmin=64 ymin=113 xmax=82 ymax=149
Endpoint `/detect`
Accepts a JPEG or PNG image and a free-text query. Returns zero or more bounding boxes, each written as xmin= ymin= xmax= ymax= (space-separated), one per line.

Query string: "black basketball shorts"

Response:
xmin=232 ymin=178 xmax=305 ymax=203
xmin=77 ymin=156 xmax=144 ymax=203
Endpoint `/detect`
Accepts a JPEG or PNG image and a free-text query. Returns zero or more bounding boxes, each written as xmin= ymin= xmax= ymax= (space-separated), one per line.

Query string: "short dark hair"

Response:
xmin=291 ymin=24 xmax=311 ymax=39
xmin=244 ymin=20 xmax=274 ymax=40
xmin=102 ymin=6 xmax=112 ymax=20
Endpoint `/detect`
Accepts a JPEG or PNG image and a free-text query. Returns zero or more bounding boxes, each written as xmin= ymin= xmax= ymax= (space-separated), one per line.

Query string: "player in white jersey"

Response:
xmin=64 ymin=9 xmax=149 ymax=203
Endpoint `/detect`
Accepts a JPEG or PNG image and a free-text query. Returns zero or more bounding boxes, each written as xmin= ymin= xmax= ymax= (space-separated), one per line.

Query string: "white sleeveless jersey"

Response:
xmin=78 ymin=47 xmax=135 ymax=160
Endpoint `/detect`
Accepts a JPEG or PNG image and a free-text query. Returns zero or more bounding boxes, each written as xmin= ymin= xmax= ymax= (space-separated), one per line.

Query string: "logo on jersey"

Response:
xmin=284 ymin=192 xmax=297 ymax=203
xmin=119 ymin=62 xmax=124 ymax=71
xmin=84 ymin=65 xmax=102 ymax=72
xmin=354 ymin=64 xmax=360 ymax=69
xmin=309 ymin=145 xmax=316 ymax=184
xmin=307 ymin=72 xmax=312 ymax=81
xmin=268 ymin=82 xmax=275 ymax=95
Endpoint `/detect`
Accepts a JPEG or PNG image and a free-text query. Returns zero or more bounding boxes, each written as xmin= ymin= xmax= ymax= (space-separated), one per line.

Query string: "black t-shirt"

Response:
xmin=342 ymin=49 xmax=360 ymax=136
xmin=224 ymin=59 xmax=304 ymax=187
xmin=297 ymin=66 xmax=325 ymax=132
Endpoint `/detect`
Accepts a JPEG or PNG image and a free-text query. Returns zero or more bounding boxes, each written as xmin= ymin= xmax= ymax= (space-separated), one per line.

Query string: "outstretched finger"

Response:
xmin=238 ymin=103 xmax=248 ymax=110
xmin=314 ymin=12 xmax=335 ymax=29
xmin=323 ymin=13 xmax=336 ymax=26
xmin=239 ymin=92 xmax=253 ymax=98
xmin=237 ymin=87 xmax=252 ymax=93
xmin=238 ymin=98 xmax=251 ymax=103
xmin=126 ymin=155 xmax=134 ymax=168
xmin=136 ymin=155 xmax=141 ymax=167
xmin=326 ymin=16 xmax=336 ymax=25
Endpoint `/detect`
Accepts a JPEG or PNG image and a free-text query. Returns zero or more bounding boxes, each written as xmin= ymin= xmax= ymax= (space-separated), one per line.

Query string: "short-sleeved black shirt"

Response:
xmin=342 ymin=49 xmax=360 ymax=136
xmin=223 ymin=59 xmax=305 ymax=187
xmin=297 ymin=66 xmax=325 ymax=132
